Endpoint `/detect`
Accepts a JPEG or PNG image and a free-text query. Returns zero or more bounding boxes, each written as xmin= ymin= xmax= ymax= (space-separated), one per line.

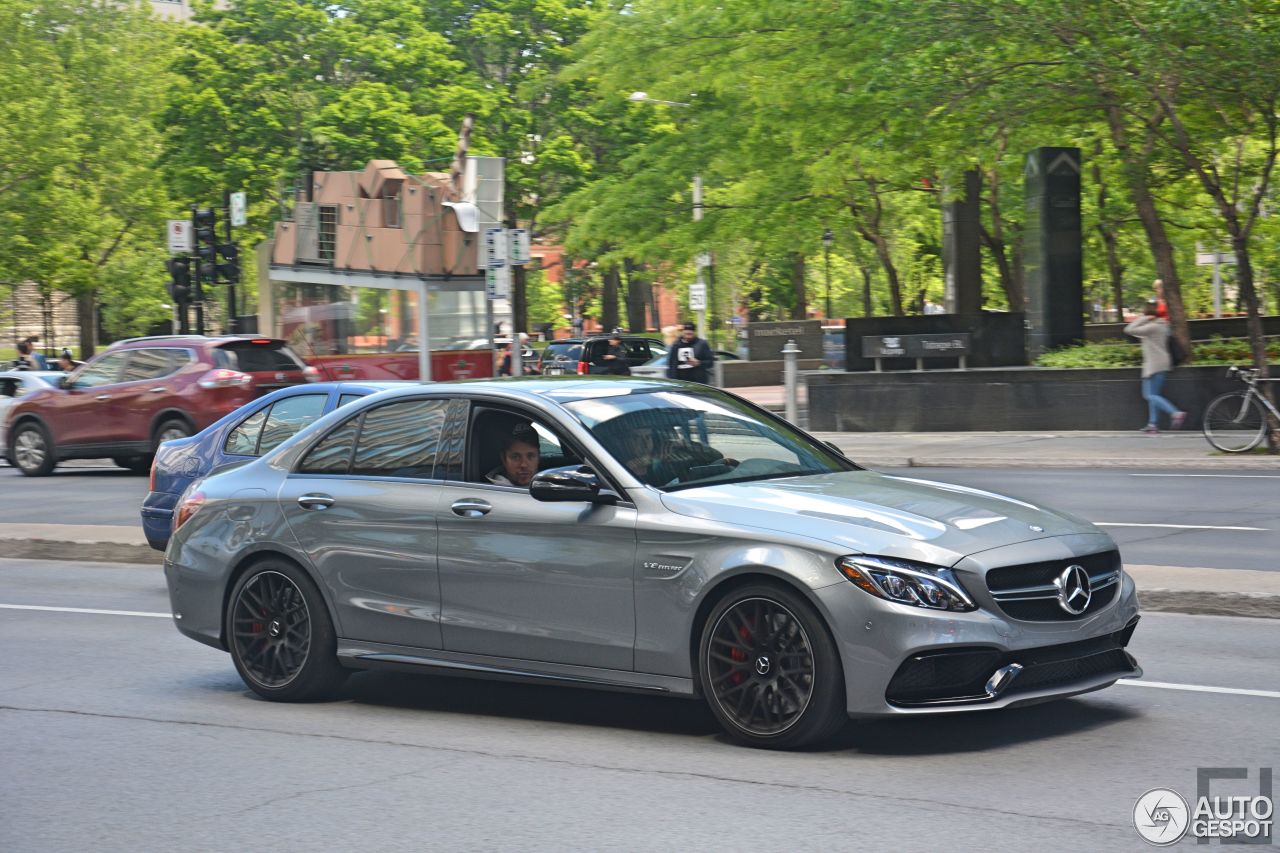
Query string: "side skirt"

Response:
xmin=336 ymin=640 xmax=697 ymax=698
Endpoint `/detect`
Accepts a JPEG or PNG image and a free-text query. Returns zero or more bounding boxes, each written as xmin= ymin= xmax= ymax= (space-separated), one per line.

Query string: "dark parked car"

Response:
xmin=166 ymin=377 xmax=1140 ymax=749
xmin=5 ymin=335 xmax=317 ymax=477
xmin=141 ymin=380 xmax=404 ymax=550
xmin=539 ymin=336 xmax=667 ymax=376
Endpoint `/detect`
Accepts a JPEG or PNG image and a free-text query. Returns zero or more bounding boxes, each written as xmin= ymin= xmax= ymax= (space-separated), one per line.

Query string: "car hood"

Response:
xmin=659 ymin=470 xmax=1099 ymax=564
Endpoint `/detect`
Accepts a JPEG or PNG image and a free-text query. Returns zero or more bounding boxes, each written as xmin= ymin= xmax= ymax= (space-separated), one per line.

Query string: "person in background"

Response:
xmin=1152 ymin=279 xmax=1169 ymax=319
xmin=58 ymin=348 xmax=82 ymax=372
xmin=591 ymin=334 xmax=631 ymax=375
xmin=497 ymin=343 xmax=515 ymax=377
xmin=486 ymin=422 xmax=541 ymax=487
xmin=14 ymin=340 xmax=45 ymax=371
xmin=665 ymin=322 xmax=715 ymax=384
xmin=1125 ymin=302 xmax=1186 ymax=435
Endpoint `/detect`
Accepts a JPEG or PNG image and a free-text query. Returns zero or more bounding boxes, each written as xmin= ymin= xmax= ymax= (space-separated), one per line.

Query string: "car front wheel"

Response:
xmin=226 ymin=560 xmax=348 ymax=701
xmin=699 ymin=583 xmax=847 ymax=749
xmin=154 ymin=418 xmax=192 ymax=447
xmin=11 ymin=422 xmax=56 ymax=477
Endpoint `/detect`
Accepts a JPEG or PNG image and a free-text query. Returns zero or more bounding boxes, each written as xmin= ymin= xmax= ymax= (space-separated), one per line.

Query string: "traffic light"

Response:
xmin=216 ymin=241 xmax=239 ymax=284
xmin=166 ymin=257 xmax=192 ymax=304
xmin=194 ymin=208 xmax=218 ymax=281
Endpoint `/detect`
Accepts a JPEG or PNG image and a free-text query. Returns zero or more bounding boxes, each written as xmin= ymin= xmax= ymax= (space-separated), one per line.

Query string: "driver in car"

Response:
xmin=487 ymin=422 xmax=541 ymax=488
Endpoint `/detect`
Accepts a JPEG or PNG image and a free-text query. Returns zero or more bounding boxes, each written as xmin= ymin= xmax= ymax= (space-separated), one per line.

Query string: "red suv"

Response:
xmin=3 ymin=335 xmax=317 ymax=476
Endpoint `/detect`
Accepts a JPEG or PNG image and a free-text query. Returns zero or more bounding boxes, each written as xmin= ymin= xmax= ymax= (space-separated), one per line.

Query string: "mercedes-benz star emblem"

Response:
xmin=1055 ymin=564 xmax=1092 ymax=615
xmin=754 ymin=656 xmax=771 ymax=676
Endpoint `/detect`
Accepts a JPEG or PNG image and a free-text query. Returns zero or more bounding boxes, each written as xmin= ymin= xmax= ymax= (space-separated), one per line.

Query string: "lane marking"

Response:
xmin=1119 ymin=680 xmax=1280 ymax=700
xmin=1095 ymin=522 xmax=1266 ymax=531
xmin=0 ymin=603 xmax=171 ymax=618
xmin=1129 ymin=474 xmax=1280 ymax=479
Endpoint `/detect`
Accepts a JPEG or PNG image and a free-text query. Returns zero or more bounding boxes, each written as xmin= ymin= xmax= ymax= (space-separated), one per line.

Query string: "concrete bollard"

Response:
xmin=782 ymin=339 xmax=800 ymax=424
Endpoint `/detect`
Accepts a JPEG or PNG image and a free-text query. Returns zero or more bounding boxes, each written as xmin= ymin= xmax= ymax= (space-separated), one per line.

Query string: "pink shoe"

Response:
xmin=1171 ymin=411 xmax=1187 ymax=429
xmin=1142 ymin=425 xmax=1159 ymax=435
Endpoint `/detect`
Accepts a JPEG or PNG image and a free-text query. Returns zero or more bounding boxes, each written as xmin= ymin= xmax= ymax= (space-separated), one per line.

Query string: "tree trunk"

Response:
xmin=982 ymin=154 xmax=1022 ymax=311
xmin=601 ymin=264 xmax=620 ymax=332
xmin=622 ymin=259 xmax=647 ymax=332
xmin=1091 ymin=141 xmax=1126 ymax=322
xmin=789 ymin=253 xmax=807 ymax=320
xmin=847 ymin=191 xmax=903 ymax=316
xmin=860 ymin=265 xmax=873 ymax=317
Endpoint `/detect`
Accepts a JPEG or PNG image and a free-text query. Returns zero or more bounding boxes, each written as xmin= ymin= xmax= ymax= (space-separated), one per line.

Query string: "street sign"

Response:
xmin=229 ymin=192 xmax=247 ymax=227
xmin=483 ymin=228 xmax=507 ymax=269
xmin=689 ymin=282 xmax=707 ymax=310
xmin=508 ymin=228 xmax=530 ymax=265
xmin=1195 ymin=251 xmax=1236 ymax=265
xmin=486 ymin=264 xmax=511 ymax=300
xmin=167 ymin=219 xmax=192 ymax=253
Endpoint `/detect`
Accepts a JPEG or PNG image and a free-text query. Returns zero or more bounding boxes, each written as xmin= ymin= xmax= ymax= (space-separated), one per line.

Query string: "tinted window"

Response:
xmin=541 ymin=342 xmax=582 ymax=363
xmin=0 ymin=379 xmax=17 ymax=398
xmin=121 ymin=349 xmax=173 ymax=382
xmin=72 ymin=352 xmax=128 ymax=388
xmin=350 ymin=398 xmax=449 ymax=478
xmin=216 ymin=342 xmax=303 ymax=372
xmin=298 ymin=416 xmax=361 ymax=474
xmin=224 ymin=406 xmax=270 ymax=455
xmin=337 ymin=393 xmax=364 ymax=408
xmin=258 ymin=394 xmax=327 ymax=454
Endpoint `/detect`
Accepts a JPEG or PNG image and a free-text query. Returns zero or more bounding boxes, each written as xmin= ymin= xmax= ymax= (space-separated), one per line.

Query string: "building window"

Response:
xmin=383 ymin=195 xmax=401 ymax=228
xmin=318 ymin=205 xmax=338 ymax=260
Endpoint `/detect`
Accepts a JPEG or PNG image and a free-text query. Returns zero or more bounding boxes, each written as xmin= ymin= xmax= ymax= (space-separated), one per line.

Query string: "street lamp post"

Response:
xmin=822 ymin=228 xmax=834 ymax=321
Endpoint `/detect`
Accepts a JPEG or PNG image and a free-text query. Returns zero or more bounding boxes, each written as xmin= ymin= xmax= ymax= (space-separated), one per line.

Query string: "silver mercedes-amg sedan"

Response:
xmin=164 ymin=377 xmax=1140 ymax=749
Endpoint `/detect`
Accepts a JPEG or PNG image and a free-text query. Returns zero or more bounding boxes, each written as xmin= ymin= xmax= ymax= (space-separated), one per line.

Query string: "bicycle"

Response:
xmin=1202 ymin=366 xmax=1280 ymax=453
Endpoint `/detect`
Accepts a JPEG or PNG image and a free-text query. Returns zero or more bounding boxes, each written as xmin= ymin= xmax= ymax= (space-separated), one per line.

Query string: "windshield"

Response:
xmin=562 ymin=388 xmax=854 ymax=491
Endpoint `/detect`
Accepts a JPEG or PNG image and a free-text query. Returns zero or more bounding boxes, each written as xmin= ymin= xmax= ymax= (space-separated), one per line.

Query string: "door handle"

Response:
xmin=149 ymin=387 xmax=167 ymax=393
xmin=297 ymin=493 xmax=335 ymax=510
xmin=95 ymin=394 xmax=111 ymax=401
xmin=450 ymin=498 xmax=491 ymax=518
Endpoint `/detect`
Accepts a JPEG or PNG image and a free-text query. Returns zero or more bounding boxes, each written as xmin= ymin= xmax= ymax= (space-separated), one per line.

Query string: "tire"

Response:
xmin=10 ymin=421 xmax=56 ymax=477
xmin=113 ymin=455 xmax=153 ymax=474
xmin=698 ymin=582 xmax=847 ymax=749
xmin=153 ymin=418 xmax=192 ymax=448
xmin=225 ymin=559 xmax=348 ymax=701
xmin=1203 ymin=392 xmax=1267 ymax=453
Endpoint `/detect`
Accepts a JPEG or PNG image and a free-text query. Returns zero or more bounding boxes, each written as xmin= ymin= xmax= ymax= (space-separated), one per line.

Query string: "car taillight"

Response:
xmin=197 ymin=368 xmax=252 ymax=389
xmin=303 ymin=365 xmax=321 ymax=382
xmin=577 ymin=361 xmax=589 ymax=375
xmin=174 ymin=490 xmax=206 ymax=532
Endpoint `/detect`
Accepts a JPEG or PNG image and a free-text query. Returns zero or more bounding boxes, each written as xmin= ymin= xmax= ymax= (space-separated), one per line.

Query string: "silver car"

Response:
xmin=165 ymin=378 xmax=1140 ymax=749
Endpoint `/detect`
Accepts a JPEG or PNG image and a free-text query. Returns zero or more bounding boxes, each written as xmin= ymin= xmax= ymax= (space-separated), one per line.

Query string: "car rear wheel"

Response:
xmin=699 ymin=583 xmax=847 ymax=749
xmin=153 ymin=418 xmax=192 ymax=447
xmin=11 ymin=421 xmax=56 ymax=477
xmin=226 ymin=559 xmax=348 ymax=701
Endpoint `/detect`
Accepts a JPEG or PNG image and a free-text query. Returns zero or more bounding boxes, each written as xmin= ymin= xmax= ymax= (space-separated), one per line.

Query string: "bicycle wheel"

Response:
xmin=1202 ymin=392 xmax=1267 ymax=453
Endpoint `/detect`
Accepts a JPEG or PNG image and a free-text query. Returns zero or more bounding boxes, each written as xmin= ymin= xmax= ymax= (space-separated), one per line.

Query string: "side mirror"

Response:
xmin=823 ymin=440 xmax=847 ymax=458
xmin=59 ymin=376 xmax=72 ymax=390
xmin=530 ymin=464 xmax=619 ymax=504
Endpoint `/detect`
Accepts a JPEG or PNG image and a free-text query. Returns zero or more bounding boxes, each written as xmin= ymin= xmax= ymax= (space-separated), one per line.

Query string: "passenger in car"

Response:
xmin=486 ymin=421 xmax=541 ymax=487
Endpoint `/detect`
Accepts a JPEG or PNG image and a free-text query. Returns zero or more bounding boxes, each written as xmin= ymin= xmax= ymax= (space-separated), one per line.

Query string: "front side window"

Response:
xmin=298 ymin=416 xmax=361 ymax=474
xmin=563 ymin=388 xmax=852 ymax=491
xmin=71 ymin=352 xmax=128 ymax=388
xmin=350 ymin=398 xmax=449 ymax=478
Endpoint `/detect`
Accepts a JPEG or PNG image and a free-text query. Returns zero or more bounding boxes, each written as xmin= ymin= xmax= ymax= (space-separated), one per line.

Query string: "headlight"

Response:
xmin=837 ymin=555 xmax=976 ymax=612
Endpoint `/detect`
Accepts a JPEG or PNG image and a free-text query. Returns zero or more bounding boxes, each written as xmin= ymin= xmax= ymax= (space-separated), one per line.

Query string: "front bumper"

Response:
xmin=815 ymin=536 xmax=1142 ymax=717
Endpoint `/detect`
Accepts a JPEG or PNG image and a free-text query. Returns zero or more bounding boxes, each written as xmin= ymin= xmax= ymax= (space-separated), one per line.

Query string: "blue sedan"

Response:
xmin=141 ymin=381 xmax=406 ymax=550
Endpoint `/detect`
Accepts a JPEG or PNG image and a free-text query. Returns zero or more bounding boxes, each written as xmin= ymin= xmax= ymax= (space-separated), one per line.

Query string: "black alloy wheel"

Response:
xmin=226 ymin=560 xmax=347 ymax=701
xmin=11 ymin=421 xmax=56 ymax=477
xmin=699 ymin=583 xmax=847 ymax=749
xmin=113 ymin=455 xmax=152 ymax=474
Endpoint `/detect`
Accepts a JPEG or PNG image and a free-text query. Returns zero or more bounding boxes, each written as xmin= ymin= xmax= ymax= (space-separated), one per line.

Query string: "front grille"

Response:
xmin=985 ymin=549 xmax=1122 ymax=622
xmin=885 ymin=617 xmax=1139 ymax=706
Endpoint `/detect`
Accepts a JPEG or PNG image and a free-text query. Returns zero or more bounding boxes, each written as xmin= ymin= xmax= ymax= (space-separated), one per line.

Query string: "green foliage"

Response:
xmin=1036 ymin=337 xmax=1280 ymax=368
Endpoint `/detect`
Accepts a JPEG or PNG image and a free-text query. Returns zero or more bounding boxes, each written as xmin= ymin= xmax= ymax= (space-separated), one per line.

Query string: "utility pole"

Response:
xmin=222 ymin=191 xmax=237 ymax=334
xmin=823 ymin=228 xmax=834 ymax=320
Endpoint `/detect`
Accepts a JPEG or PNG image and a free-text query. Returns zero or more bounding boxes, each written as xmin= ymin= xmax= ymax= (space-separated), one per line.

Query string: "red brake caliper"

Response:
xmin=729 ymin=622 xmax=752 ymax=684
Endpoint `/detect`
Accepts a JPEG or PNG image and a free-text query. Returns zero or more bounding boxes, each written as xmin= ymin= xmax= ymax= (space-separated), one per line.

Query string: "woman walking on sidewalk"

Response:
xmin=1125 ymin=302 xmax=1186 ymax=435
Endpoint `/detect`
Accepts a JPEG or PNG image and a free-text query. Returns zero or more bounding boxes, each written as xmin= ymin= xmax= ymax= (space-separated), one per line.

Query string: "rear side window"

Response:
xmin=225 ymin=394 xmax=328 ymax=456
xmin=216 ymin=342 xmax=304 ymax=373
xmin=298 ymin=416 xmax=361 ymax=474
xmin=121 ymin=348 xmax=174 ymax=382
xmin=350 ymin=398 xmax=449 ymax=478
xmin=224 ymin=406 xmax=271 ymax=455
xmin=337 ymin=393 xmax=364 ymax=408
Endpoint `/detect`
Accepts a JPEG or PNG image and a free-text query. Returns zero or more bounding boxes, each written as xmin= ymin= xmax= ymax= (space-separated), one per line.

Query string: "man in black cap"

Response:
xmin=666 ymin=322 xmax=714 ymax=384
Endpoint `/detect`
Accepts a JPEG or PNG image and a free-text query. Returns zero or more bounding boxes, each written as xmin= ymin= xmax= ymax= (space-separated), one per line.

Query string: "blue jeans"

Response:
xmin=1141 ymin=371 xmax=1179 ymax=426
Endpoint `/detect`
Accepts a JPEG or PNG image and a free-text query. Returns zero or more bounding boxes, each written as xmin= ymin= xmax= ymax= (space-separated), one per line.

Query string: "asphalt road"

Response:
xmin=0 ymin=462 xmax=1274 ymax=572
xmin=2 ymin=558 xmax=1277 ymax=852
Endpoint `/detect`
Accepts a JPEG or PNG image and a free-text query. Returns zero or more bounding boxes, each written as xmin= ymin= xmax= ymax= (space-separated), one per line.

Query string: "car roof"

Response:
xmin=105 ymin=335 xmax=289 ymax=350
xmin=356 ymin=376 xmax=718 ymax=406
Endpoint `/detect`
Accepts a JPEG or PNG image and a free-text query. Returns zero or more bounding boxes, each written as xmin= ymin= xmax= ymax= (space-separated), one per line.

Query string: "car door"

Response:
xmin=113 ymin=348 xmax=182 ymax=441
xmin=55 ymin=352 xmax=129 ymax=446
xmin=435 ymin=404 xmax=638 ymax=670
xmin=277 ymin=396 xmax=459 ymax=649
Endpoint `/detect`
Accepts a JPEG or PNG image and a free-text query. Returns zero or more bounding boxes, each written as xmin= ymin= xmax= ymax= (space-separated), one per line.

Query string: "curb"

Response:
xmin=4 ymin=540 xmax=1275 ymax=619
xmin=895 ymin=456 xmax=1280 ymax=470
